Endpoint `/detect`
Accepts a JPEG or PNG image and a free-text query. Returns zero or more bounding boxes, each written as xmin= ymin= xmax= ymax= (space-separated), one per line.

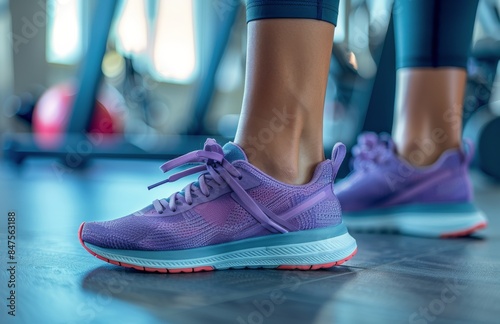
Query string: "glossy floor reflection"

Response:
xmin=0 ymin=159 xmax=499 ymax=324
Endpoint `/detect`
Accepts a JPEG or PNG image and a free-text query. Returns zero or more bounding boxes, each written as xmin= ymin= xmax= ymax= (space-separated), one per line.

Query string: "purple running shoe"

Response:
xmin=79 ymin=139 xmax=357 ymax=273
xmin=335 ymin=132 xmax=488 ymax=238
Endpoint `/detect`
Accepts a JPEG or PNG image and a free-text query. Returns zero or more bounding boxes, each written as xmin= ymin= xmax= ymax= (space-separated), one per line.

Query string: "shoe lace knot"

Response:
xmin=352 ymin=132 xmax=394 ymax=170
xmin=148 ymin=139 xmax=242 ymax=213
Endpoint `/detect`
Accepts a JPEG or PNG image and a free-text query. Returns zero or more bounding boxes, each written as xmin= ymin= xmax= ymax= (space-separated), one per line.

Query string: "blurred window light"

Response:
xmin=46 ymin=0 xmax=82 ymax=65
xmin=116 ymin=0 xmax=148 ymax=56
xmin=334 ymin=0 xmax=347 ymax=43
xmin=152 ymin=0 xmax=197 ymax=84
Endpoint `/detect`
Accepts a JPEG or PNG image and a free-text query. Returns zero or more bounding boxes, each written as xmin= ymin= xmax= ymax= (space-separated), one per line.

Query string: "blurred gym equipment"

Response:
xmin=462 ymin=6 xmax=500 ymax=181
xmin=325 ymin=0 xmax=396 ymax=177
xmin=464 ymin=102 xmax=500 ymax=181
xmin=3 ymin=0 xmax=240 ymax=165
xmin=4 ymin=0 xmax=122 ymax=164
xmin=0 ymin=0 xmax=14 ymax=113
xmin=32 ymin=82 xmax=124 ymax=149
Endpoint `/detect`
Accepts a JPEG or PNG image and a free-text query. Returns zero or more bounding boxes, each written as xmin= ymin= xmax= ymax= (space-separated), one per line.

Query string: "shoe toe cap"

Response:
xmin=80 ymin=221 xmax=141 ymax=250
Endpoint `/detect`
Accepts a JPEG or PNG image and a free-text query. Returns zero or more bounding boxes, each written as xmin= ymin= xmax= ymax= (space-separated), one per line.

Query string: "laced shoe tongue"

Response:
xmin=222 ymin=142 xmax=248 ymax=162
xmin=180 ymin=142 xmax=246 ymax=195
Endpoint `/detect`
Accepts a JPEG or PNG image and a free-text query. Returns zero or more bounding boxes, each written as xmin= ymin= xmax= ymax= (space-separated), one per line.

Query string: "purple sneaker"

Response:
xmin=79 ymin=139 xmax=357 ymax=273
xmin=335 ymin=132 xmax=487 ymax=238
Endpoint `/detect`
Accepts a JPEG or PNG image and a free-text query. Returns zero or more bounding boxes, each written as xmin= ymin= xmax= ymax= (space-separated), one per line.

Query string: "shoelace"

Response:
xmin=352 ymin=132 xmax=394 ymax=170
xmin=148 ymin=139 xmax=242 ymax=213
xmin=147 ymin=139 xmax=288 ymax=233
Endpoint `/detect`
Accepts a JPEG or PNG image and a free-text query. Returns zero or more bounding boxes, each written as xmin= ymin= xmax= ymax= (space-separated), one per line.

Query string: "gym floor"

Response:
xmin=0 ymin=158 xmax=498 ymax=324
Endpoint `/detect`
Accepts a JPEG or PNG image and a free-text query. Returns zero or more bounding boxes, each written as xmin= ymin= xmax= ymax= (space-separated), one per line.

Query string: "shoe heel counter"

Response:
xmin=461 ymin=167 xmax=474 ymax=201
xmin=433 ymin=144 xmax=475 ymax=202
xmin=458 ymin=140 xmax=475 ymax=201
xmin=424 ymin=167 xmax=474 ymax=203
xmin=318 ymin=186 xmax=343 ymax=227
xmin=289 ymin=186 xmax=343 ymax=230
xmin=331 ymin=189 xmax=343 ymax=223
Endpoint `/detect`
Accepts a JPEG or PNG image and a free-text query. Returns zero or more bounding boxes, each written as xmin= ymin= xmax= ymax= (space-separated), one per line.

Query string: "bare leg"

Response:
xmin=393 ymin=68 xmax=466 ymax=166
xmin=235 ymin=19 xmax=334 ymax=184
xmin=392 ymin=0 xmax=478 ymax=167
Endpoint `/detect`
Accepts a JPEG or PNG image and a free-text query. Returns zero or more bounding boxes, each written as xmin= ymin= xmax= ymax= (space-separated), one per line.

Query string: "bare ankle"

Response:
xmin=249 ymin=158 xmax=302 ymax=184
xmin=396 ymin=138 xmax=460 ymax=167
xmin=237 ymin=143 xmax=321 ymax=185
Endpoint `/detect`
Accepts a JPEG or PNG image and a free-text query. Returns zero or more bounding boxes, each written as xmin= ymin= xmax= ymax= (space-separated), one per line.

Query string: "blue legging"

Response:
xmin=246 ymin=0 xmax=479 ymax=69
xmin=246 ymin=0 xmax=340 ymax=26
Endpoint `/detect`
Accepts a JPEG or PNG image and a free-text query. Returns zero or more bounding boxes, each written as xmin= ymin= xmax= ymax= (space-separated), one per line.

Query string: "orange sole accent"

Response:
xmin=277 ymin=248 xmax=358 ymax=270
xmin=440 ymin=222 xmax=487 ymax=238
xmin=79 ymin=223 xmax=357 ymax=273
xmin=78 ymin=223 xmax=215 ymax=273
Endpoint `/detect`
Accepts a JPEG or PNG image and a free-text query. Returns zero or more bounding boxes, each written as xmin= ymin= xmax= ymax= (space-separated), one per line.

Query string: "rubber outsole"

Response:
xmin=440 ymin=222 xmax=487 ymax=238
xmin=78 ymin=223 xmax=357 ymax=273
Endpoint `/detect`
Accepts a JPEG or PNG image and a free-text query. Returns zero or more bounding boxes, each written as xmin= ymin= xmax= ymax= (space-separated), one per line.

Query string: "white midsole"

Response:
xmin=344 ymin=211 xmax=487 ymax=236
xmin=85 ymin=232 xmax=357 ymax=269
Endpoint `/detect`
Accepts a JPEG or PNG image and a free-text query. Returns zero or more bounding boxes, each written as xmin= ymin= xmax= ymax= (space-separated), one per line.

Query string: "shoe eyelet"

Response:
xmin=158 ymin=211 xmax=163 ymax=214
xmin=238 ymin=176 xmax=243 ymax=180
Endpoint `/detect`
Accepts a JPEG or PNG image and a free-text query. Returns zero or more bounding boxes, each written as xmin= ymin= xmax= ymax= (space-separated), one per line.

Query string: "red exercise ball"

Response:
xmin=32 ymin=82 xmax=125 ymax=148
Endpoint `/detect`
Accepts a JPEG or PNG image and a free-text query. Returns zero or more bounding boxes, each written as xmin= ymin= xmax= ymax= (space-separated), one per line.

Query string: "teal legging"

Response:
xmin=394 ymin=0 xmax=479 ymax=69
xmin=246 ymin=0 xmax=478 ymax=69
xmin=246 ymin=0 xmax=340 ymax=26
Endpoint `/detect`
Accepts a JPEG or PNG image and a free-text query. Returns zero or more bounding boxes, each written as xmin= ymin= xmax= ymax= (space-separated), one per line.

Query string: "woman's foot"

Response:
xmin=335 ymin=132 xmax=487 ymax=238
xmin=79 ymin=139 xmax=357 ymax=272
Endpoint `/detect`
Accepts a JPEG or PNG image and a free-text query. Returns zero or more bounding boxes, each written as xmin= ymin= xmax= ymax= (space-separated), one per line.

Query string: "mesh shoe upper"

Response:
xmin=335 ymin=132 xmax=474 ymax=212
xmin=81 ymin=140 xmax=344 ymax=251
